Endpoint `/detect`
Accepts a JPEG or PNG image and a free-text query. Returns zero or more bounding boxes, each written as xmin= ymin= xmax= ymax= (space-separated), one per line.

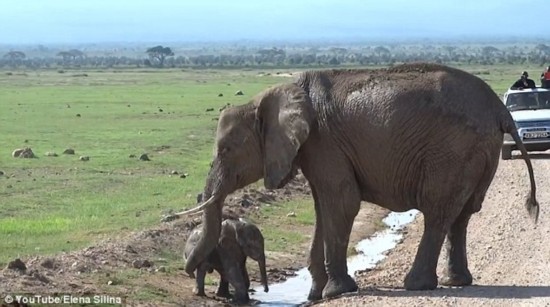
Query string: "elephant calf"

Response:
xmin=184 ymin=218 xmax=268 ymax=303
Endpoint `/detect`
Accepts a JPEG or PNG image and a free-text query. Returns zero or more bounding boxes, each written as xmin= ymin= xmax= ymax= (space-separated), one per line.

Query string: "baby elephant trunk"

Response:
xmin=259 ymin=256 xmax=269 ymax=292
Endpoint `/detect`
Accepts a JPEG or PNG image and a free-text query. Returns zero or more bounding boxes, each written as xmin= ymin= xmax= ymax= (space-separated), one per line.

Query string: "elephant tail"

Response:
xmin=501 ymin=114 xmax=539 ymax=223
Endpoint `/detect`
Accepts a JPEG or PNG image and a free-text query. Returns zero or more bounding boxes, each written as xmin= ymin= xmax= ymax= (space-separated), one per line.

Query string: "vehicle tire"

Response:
xmin=501 ymin=146 xmax=512 ymax=160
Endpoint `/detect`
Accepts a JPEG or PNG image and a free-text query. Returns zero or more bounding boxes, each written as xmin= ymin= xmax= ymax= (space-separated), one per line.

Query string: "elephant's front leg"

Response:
xmin=317 ymin=181 xmax=361 ymax=299
xmin=193 ymin=264 xmax=208 ymax=296
xmin=307 ymin=188 xmax=327 ymax=301
xmin=220 ymin=256 xmax=249 ymax=303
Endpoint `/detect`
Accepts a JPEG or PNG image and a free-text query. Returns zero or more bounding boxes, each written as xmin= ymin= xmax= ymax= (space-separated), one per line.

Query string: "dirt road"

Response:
xmin=314 ymin=155 xmax=550 ymax=307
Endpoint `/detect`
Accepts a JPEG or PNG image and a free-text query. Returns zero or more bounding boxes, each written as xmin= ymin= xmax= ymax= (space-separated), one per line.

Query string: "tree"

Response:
xmin=146 ymin=45 xmax=174 ymax=67
xmin=3 ymin=51 xmax=26 ymax=68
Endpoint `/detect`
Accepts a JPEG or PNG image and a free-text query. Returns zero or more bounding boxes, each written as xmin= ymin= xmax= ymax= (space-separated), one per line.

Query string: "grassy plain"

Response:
xmin=0 ymin=68 xmax=295 ymax=265
xmin=0 ymin=63 xmax=543 ymax=266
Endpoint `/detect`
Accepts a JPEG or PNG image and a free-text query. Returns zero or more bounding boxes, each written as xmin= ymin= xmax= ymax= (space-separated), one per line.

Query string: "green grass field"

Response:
xmin=0 ymin=64 xmax=543 ymax=265
xmin=0 ymin=68 xmax=291 ymax=264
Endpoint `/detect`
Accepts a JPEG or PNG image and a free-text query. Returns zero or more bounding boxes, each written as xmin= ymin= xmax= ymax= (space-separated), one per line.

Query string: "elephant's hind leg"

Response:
xmin=440 ymin=209 xmax=473 ymax=287
xmin=405 ymin=167 xmax=471 ymax=290
xmin=404 ymin=214 xmax=450 ymax=290
xmin=441 ymin=154 xmax=494 ymax=287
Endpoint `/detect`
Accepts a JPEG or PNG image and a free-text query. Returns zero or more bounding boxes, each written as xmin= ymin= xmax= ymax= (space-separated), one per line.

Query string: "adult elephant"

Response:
xmin=179 ymin=63 xmax=539 ymax=300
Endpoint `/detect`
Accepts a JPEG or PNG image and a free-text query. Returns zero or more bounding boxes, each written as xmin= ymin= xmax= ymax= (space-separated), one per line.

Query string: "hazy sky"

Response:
xmin=0 ymin=0 xmax=547 ymax=44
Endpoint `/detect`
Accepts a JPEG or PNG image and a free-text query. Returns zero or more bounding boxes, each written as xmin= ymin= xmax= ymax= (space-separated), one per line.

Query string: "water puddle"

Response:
xmin=252 ymin=209 xmax=418 ymax=306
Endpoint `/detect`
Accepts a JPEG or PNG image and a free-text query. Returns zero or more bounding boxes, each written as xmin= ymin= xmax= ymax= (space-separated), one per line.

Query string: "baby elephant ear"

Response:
xmin=255 ymin=83 xmax=315 ymax=189
xmin=235 ymin=220 xmax=264 ymax=262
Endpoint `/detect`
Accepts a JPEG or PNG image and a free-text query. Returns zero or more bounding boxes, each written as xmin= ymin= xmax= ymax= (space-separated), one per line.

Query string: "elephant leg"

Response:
xmin=241 ymin=259 xmax=250 ymax=290
xmin=317 ymin=180 xmax=361 ymax=299
xmin=307 ymin=187 xmax=328 ymax=301
xmin=215 ymin=269 xmax=230 ymax=298
xmin=441 ymin=158 xmax=494 ymax=287
xmin=440 ymin=209 xmax=473 ymax=287
xmin=221 ymin=258 xmax=249 ymax=303
xmin=404 ymin=215 xmax=448 ymax=290
xmin=193 ymin=265 xmax=208 ymax=296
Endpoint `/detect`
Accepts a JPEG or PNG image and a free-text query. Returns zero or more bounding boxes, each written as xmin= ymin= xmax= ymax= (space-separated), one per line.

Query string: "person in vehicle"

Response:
xmin=511 ymin=71 xmax=536 ymax=89
xmin=541 ymin=66 xmax=550 ymax=88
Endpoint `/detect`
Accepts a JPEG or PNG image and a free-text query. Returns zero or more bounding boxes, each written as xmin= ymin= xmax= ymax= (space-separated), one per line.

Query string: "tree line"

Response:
xmin=2 ymin=43 xmax=550 ymax=69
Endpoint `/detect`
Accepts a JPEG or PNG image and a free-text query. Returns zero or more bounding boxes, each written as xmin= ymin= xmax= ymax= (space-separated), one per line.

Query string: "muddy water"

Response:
xmin=251 ymin=210 xmax=418 ymax=306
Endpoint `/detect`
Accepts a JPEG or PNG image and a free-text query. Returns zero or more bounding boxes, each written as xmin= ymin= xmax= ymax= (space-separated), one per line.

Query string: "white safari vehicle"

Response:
xmin=502 ymin=87 xmax=550 ymax=159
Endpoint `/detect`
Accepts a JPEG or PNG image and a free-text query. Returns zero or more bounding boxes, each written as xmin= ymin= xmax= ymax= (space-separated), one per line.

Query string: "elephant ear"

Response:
xmin=255 ymin=83 xmax=315 ymax=189
xmin=235 ymin=219 xmax=263 ymax=261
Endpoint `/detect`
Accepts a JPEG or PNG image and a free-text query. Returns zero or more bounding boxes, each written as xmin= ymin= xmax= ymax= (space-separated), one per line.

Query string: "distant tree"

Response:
xmin=146 ymin=45 xmax=174 ymax=67
xmin=481 ymin=46 xmax=500 ymax=56
xmin=4 ymin=51 xmax=26 ymax=60
xmin=373 ymin=46 xmax=390 ymax=56
xmin=56 ymin=49 xmax=85 ymax=66
xmin=3 ymin=51 xmax=26 ymax=68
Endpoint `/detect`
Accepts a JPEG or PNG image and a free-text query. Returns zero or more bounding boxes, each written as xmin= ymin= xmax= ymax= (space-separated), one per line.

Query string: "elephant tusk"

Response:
xmin=161 ymin=195 xmax=217 ymax=222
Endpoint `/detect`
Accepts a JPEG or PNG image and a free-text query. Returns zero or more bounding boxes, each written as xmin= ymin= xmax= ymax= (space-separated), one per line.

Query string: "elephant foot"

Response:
xmin=230 ymin=292 xmax=250 ymax=305
xmin=215 ymin=288 xmax=231 ymax=298
xmin=322 ymin=275 xmax=358 ymax=299
xmin=193 ymin=288 xmax=206 ymax=297
xmin=307 ymin=287 xmax=322 ymax=301
xmin=404 ymin=270 xmax=438 ymax=290
xmin=307 ymin=279 xmax=327 ymax=301
xmin=440 ymin=270 xmax=472 ymax=287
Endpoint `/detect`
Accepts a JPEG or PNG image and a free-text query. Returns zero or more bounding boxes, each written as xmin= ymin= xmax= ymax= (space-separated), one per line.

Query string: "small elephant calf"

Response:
xmin=184 ymin=218 xmax=269 ymax=303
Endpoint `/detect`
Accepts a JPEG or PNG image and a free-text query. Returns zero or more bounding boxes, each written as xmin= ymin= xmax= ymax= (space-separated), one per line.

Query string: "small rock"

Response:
xmin=170 ymin=170 xmax=179 ymax=175
xmin=76 ymin=114 xmax=81 ymax=117
xmin=129 ymin=154 xmax=136 ymax=158
xmin=132 ymin=259 xmax=153 ymax=269
xmin=287 ymin=212 xmax=296 ymax=217
xmin=0 ymin=170 xmax=4 ymax=176
xmin=241 ymin=198 xmax=252 ymax=208
xmin=235 ymin=90 xmax=244 ymax=96
xmin=40 ymin=258 xmax=55 ymax=269
xmin=45 ymin=152 xmax=58 ymax=157
xmin=63 ymin=148 xmax=75 ymax=155
xmin=31 ymin=271 xmax=50 ymax=284
xmin=7 ymin=258 xmax=27 ymax=271
xmin=180 ymin=173 xmax=188 ymax=179
xmin=158 ymin=108 xmax=163 ymax=112
xmin=79 ymin=156 xmax=90 ymax=161
xmin=218 ymin=93 xmax=223 ymax=97
xmin=107 ymin=280 xmax=113 ymax=285
xmin=12 ymin=147 xmax=35 ymax=158
xmin=139 ymin=154 xmax=150 ymax=161
xmin=156 ymin=266 xmax=167 ymax=273
xmin=206 ymin=108 xmax=215 ymax=112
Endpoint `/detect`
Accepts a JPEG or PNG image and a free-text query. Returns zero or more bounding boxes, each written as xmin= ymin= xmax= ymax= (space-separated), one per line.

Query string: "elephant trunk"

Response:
xmin=184 ymin=202 xmax=222 ymax=276
xmin=185 ymin=160 xmax=233 ymax=276
xmin=259 ymin=256 xmax=269 ymax=293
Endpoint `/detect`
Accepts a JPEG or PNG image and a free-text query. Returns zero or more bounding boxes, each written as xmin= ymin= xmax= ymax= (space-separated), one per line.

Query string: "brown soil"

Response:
xmin=312 ymin=155 xmax=550 ymax=306
xmin=0 ymin=172 xmax=388 ymax=306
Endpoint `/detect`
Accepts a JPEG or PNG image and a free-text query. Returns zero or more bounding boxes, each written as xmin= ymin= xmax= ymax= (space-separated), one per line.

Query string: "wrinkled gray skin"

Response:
xmin=185 ymin=63 xmax=539 ymax=301
xmin=184 ymin=218 xmax=268 ymax=303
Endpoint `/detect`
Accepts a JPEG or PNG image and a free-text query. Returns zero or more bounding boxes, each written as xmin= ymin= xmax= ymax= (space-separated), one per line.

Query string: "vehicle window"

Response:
xmin=506 ymin=92 xmax=550 ymax=111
